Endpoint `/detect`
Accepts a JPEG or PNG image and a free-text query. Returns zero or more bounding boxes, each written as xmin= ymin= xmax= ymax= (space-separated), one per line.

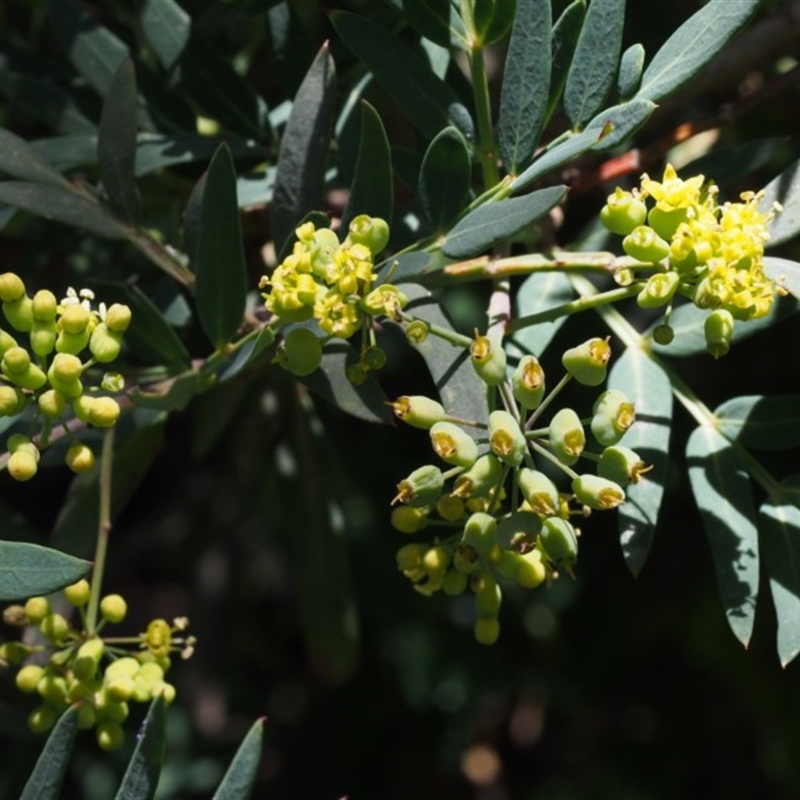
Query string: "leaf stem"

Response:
xmin=468 ymin=44 xmax=500 ymax=190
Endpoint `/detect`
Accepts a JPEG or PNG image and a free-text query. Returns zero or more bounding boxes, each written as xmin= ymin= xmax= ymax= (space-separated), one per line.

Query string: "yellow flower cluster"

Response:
xmin=259 ymin=216 xmax=405 ymax=342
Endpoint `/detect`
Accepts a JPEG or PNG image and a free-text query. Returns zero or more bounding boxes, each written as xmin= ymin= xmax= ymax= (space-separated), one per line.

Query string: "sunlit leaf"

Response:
xmin=714 ymin=395 xmax=800 ymax=450
xmin=114 ymin=695 xmax=166 ymax=800
xmin=140 ymin=0 xmax=190 ymax=71
xmin=617 ymin=43 xmax=645 ymax=100
xmin=687 ymin=425 xmax=759 ymax=647
xmin=762 ymin=159 xmax=800 ymax=247
xmin=764 ymin=257 xmax=800 ymax=300
xmin=0 ymin=542 xmax=90 ymax=601
xmin=547 ymin=0 xmax=586 ymax=122
xmin=212 ymin=718 xmax=266 ymax=800
xmin=19 ymin=705 xmax=80 ymax=800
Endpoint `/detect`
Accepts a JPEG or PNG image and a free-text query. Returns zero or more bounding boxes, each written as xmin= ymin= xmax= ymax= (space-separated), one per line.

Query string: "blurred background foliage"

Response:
xmin=0 ymin=0 xmax=799 ymax=798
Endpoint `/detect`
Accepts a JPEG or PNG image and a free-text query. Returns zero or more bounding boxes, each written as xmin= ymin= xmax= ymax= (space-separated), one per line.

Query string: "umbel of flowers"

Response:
xmin=1 ymin=583 xmax=195 ymax=750
xmin=0 ymin=274 xmax=131 ymax=481
xmin=389 ymin=335 xmax=648 ymax=645
xmin=601 ymin=164 xmax=782 ymax=357
xmin=259 ymin=215 xmax=406 ymax=383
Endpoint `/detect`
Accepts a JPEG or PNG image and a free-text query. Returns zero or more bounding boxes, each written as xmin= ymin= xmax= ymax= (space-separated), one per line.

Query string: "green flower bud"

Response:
xmin=89 ymin=323 xmax=123 ymax=363
xmin=152 ymin=681 xmax=177 ymax=705
xmin=348 ymin=214 xmax=390 ymax=255
xmin=470 ymin=332 xmax=506 ymax=386
xmin=2 ymin=345 xmax=29 ymax=374
xmin=648 ymin=205 xmax=689 ymax=240
xmin=0 ymin=641 xmax=32 ymax=665
xmin=105 ymin=303 xmax=132 ymax=333
xmin=37 ymin=672 xmax=68 ymax=703
xmin=600 ymin=187 xmax=648 ymax=235
xmin=591 ymin=389 xmax=635 ymax=446
xmin=598 ymin=445 xmax=650 ymax=488
xmin=60 ymin=304 xmax=90 ymax=335
xmin=453 ymin=543 xmax=480 ymax=574
xmin=622 ymin=225 xmax=670 ymax=262
xmin=2 ymin=604 xmax=26 ymax=626
xmin=516 ymin=548 xmax=547 ymax=588
xmin=437 ymin=494 xmax=465 ymax=522
xmin=345 ymin=363 xmax=367 ymax=385
xmin=74 ymin=638 xmax=104 ymax=681
xmin=652 ymin=323 xmax=674 ymax=345
xmin=423 ymin=545 xmax=450 ymax=583
xmin=106 ymin=674 xmax=135 ymax=702
xmin=32 ymin=290 xmax=57 ymax=322
xmin=461 ymin=511 xmax=497 ymax=557
xmin=442 ymin=569 xmax=469 ymax=596
xmin=405 ymin=320 xmax=430 ymax=344
xmin=0 ymin=327 xmax=17 ymax=357
xmin=512 ymin=355 xmax=545 ymax=409
xmin=38 ymin=389 xmax=66 ymax=419
xmin=28 ymin=704 xmax=57 ymax=734
xmin=55 ymin=328 xmax=90 ymax=355
xmin=430 ymin=421 xmax=478 ymax=467
xmin=517 ymin=468 xmax=559 ymax=516
xmin=64 ymin=579 xmax=91 ymax=607
xmin=389 ymin=395 xmax=446 ymax=429
xmin=549 ymin=407 xmax=585 ymax=465
xmin=24 ymin=596 xmax=49 ymax=623
xmin=0 ymin=385 xmax=24 ymax=416
xmin=97 ymin=721 xmax=125 ymax=751
xmin=65 ymin=443 xmax=96 ymax=474
xmin=40 ymin=612 xmax=69 ymax=642
xmin=89 ymin=396 xmax=121 ymax=428
xmin=495 ymin=510 xmax=542 ymax=550
xmin=100 ymin=594 xmax=127 ymax=623
xmin=0 ymin=272 xmax=25 ymax=302
xmin=473 ymin=572 xmax=502 ymax=616
xmin=3 ymin=297 xmax=33 ymax=332
xmin=77 ymin=704 xmax=96 ymax=730
xmin=361 ymin=345 xmax=387 ymax=371
xmin=562 ymin=337 xmax=611 ymax=387
xmin=106 ymin=657 xmax=141 ymax=680
xmin=16 ymin=664 xmax=45 ymax=693
xmin=486 ymin=409 xmax=524 ymax=466
xmin=30 ymin=322 xmax=57 ymax=357
xmin=572 ymin=474 xmax=625 ymax=510
xmin=538 ymin=517 xmax=578 ymax=571
xmin=451 ymin=454 xmax=504 ymax=499
xmin=394 ymin=465 xmax=444 ymax=507
xmin=474 ymin=617 xmax=500 ymax=645
xmin=637 ymin=271 xmax=680 ymax=309
xmin=7 ymin=449 xmax=38 ymax=481
xmin=704 ymin=309 xmax=734 ymax=359
xmin=72 ymin=395 xmax=96 ymax=423
xmin=275 ymin=328 xmax=323 ymax=377
xmin=390 ymin=505 xmax=429 ymax=533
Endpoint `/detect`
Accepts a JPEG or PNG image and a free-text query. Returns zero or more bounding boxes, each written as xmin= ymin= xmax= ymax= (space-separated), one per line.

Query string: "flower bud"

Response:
xmin=66 ymin=443 xmax=96 ymax=473
xmin=704 ymin=309 xmax=734 ymax=359
xmin=100 ymin=594 xmax=127 ymax=623
xmin=442 ymin=569 xmax=469 ymax=596
xmin=518 ymin=468 xmax=560 ymax=517
xmin=396 ymin=543 xmax=425 ymax=572
xmin=473 ymin=572 xmax=502 ymax=616
xmin=394 ymin=465 xmax=444 ymax=507
xmin=38 ymin=389 xmax=66 ymax=419
xmin=437 ymin=494 xmax=465 ymax=522
xmin=47 ymin=353 xmax=84 ymax=398
xmin=39 ymin=612 xmax=69 ymax=642
xmin=549 ymin=407 xmax=585 ymax=465
xmin=572 ymin=474 xmax=625 ymax=510
xmin=423 ymin=545 xmax=450 ymax=583
xmin=0 ymin=385 xmax=24 ymax=416
xmin=97 ymin=721 xmax=125 ymax=751
xmin=89 ymin=396 xmax=121 ymax=427
xmin=598 ymin=445 xmax=650 ymax=488
xmin=516 ymin=548 xmax=547 ymax=588
xmin=361 ymin=345 xmax=386 ymax=371
xmin=105 ymin=303 xmax=132 ymax=333
xmin=562 ymin=337 xmax=611 ymax=386
xmin=2 ymin=296 xmax=33 ymax=332
xmin=24 ymin=596 xmax=49 ymax=623
xmin=391 ymin=505 xmax=429 ymax=533
xmin=622 ymin=225 xmax=670 ymax=262
xmin=64 ymin=579 xmax=91 ymax=607
xmin=461 ymin=511 xmax=497 ymax=557
xmin=495 ymin=510 xmax=542 ymax=550
xmin=74 ymin=637 xmax=105 ymax=681
xmin=106 ymin=674 xmax=135 ymax=702
xmin=0 ymin=327 xmax=17 ymax=358
xmin=389 ymin=395 xmax=446 ymax=429
xmin=37 ymin=672 xmax=68 ymax=703
xmin=470 ymin=332 xmax=506 ymax=386
xmin=16 ymin=664 xmax=44 ymax=693
xmin=637 ymin=271 xmax=680 ymax=309
xmin=30 ymin=322 xmax=57 ymax=357
xmin=474 ymin=617 xmax=500 ymax=645
xmin=275 ymin=327 xmax=323 ymax=377
xmin=2 ymin=345 xmax=29 ymax=374
xmin=0 ymin=641 xmax=32 ymax=665
xmin=55 ymin=328 xmax=90 ymax=355
xmin=345 ymin=363 xmax=367 ymax=385
xmin=512 ymin=355 xmax=545 ymax=409
xmin=430 ymin=422 xmax=478 ymax=468
xmin=0 ymin=272 xmax=25 ymax=302
xmin=648 ymin=205 xmax=689 ymax=240
xmin=28 ymin=705 xmax=57 ymax=734
xmin=591 ymin=389 xmax=635 ymax=446
xmin=7 ymin=449 xmax=38 ymax=481
xmin=599 ymin=188 xmax=647 ymax=235
xmin=32 ymin=290 xmax=57 ymax=322
xmin=453 ymin=543 xmax=480 ymax=574
xmin=348 ymin=214 xmax=390 ymax=255
xmin=489 ymin=410 xmax=527 ymax=467
xmin=652 ymin=324 xmax=674 ymax=345
xmin=89 ymin=323 xmax=123 ymax=363
xmin=451 ymin=454 xmax=503 ymax=499
xmin=60 ymin=304 xmax=90 ymax=334
xmin=538 ymin=517 xmax=578 ymax=571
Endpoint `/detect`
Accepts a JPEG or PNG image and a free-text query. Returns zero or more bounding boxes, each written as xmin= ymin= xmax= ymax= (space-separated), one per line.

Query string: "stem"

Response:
xmin=530 ymin=439 xmax=580 ymax=480
xmin=400 ymin=313 xmax=473 ymax=348
xmin=469 ymin=44 xmax=500 ymax=190
xmin=525 ymin=373 xmax=572 ymax=430
xmin=86 ymin=427 xmax=116 ymax=634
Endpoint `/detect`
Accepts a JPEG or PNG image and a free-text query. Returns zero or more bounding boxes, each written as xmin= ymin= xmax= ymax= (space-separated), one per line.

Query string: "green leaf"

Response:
xmin=764 ymin=257 xmax=800 ymax=300
xmin=636 ymin=0 xmax=760 ymax=102
xmin=442 ymin=185 xmax=566 ymax=259
xmin=212 ymin=718 xmax=265 ymax=800
xmin=609 ymin=348 xmax=673 ymax=576
xmin=0 ymin=182 xmax=127 ymax=239
xmin=474 ymin=0 xmax=517 ymax=46
xmin=140 ymin=0 xmax=191 ymax=71
xmin=762 ymin=158 xmax=800 ymax=247
xmin=497 ymin=0 xmax=551 ymax=174
xmin=19 ymin=705 xmax=80 ymax=800
xmin=547 ymin=0 xmax=586 ymax=122
xmin=395 ymin=283 xmax=489 ymax=424
xmin=302 ymin=341 xmax=393 ymax=424
xmin=129 ymin=372 xmax=201 ymax=411
xmin=0 ymin=542 xmax=90 ymax=601
xmin=760 ymin=476 xmax=800 ymax=667
xmin=267 ymin=2 xmax=328 ymax=98
xmin=617 ymin=43 xmax=645 ymax=100
xmin=196 ymin=142 xmax=248 ymax=348
xmin=271 ymin=43 xmax=336 ymax=249
xmin=512 ymin=100 xmax=654 ymax=192
xmin=507 ymin=270 xmax=574 ymax=359
xmin=398 ymin=0 xmax=469 ymax=50
xmin=714 ymin=395 xmax=800 ymax=450
xmin=0 ymin=128 xmax=71 ymax=188
xmin=563 ymin=0 xmax=625 ymax=129
xmin=98 ymin=57 xmax=140 ymax=221
xmin=418 ymin=126 xmax=471 ymax=232
xmin=217 ymin=326 xmax=276 ymax=383
xmin=342 ymin=101 xmax=393 ymax=234
xmin=47 ymin=0 xmax=129 ymax=98
xmin=649 ymin=294 xmax=800 ymax=358
xmin=114 ymin=695 xmax=166 ymax=800
xmin=331 ymin=11 xmax=474 ymax=142
xmin=687 ymin=425 xmax=759 ymax=647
